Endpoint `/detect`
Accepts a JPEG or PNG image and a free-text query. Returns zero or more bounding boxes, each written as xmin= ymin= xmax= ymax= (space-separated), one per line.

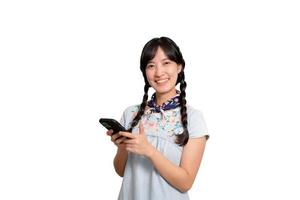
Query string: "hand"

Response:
xmin=106 ymin=129 xmax=128 ymax=149
xmin=119 ymin=122 xmax=156 ymax=158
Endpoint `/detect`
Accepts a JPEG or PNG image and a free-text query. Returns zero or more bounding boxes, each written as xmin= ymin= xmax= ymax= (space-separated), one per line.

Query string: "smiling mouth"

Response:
xmin=155 ymin=78 xmax=169 ymax=84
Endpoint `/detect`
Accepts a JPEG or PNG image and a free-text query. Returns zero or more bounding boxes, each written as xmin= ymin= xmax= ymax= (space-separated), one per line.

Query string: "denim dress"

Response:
xmin=117 ymin=103 xmax=209 ymax=200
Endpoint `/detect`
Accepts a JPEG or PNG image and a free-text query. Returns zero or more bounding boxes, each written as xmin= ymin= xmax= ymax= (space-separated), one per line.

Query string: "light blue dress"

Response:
xmin=118 ymin=104 xmax=209 ymax=200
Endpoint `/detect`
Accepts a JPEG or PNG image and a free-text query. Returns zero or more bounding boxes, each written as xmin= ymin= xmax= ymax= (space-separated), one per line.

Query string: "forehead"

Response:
xmin=148 ymin=47 xmax=169 ymax=62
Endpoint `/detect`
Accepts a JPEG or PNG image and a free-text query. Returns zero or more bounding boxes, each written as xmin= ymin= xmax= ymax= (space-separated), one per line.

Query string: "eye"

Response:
xmin=163 ymin=61 xmax=171 ymax=65
xmin=146 ymin=64 xmax=155 ymax=69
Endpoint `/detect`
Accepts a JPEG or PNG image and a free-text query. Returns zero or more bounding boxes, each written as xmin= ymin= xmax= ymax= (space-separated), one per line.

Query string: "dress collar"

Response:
xmin=147 ymin=90 xmax=181 ymax=113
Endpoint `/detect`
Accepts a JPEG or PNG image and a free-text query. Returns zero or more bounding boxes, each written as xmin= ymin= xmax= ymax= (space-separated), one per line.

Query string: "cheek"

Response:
xmin=145 ymin=70 xmax=154 ymax=81
xmin=169 ymin=70 xmax=179 ymax=80
xmin=171 ymin=75 xmax=179 ymax=84
xmin=145 ymin=71 xmax=154 ymax=87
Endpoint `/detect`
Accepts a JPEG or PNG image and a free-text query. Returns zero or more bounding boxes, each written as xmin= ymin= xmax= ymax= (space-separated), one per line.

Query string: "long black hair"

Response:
xmin=128 ymin=36 xmax=189 ymax=146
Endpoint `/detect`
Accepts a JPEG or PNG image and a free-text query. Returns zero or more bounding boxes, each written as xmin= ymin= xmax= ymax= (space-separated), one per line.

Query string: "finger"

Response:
xmin=139 ymin=122 xmax=145 ymax=135
xmin=115 ymin=136 xmax=127 ymax=145
xmin=119 ymin=131 xmax=135 ymax=139
xmin=119 ymin=136 xmax=128 ymax=144
xmin=111 ymin=133 xmax=121 ymax=141
xmin=123 ymin=139 xmax=137 ymax=144
xmin=125 ymin=144 xmax=134 ymax=152
xmin=106 ymin=129 xmax=113 ymax=136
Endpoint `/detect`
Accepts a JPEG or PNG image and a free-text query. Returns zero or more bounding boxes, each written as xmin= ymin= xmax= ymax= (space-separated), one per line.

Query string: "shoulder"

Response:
xmin=122 ymin=104 xmax=140 ymax=115
xmin=186 ymin=104 xmax=206 ymax=127
xmin=186 ymin=104 xmax=209 ymax=139
xmin=121 ymin=104 xmax=140 ymax=122
xmin=186 ymin=104 xmax=204 ymax=117
xmin=120 ymin=104 xmax=140 ymax=129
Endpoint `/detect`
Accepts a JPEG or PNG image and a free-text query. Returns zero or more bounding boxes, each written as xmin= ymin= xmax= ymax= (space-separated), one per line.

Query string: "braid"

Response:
xmin=176 ymin=72 xmax=189 ymax=146
xmin=128 ymin=84 xmax=149 ymax=132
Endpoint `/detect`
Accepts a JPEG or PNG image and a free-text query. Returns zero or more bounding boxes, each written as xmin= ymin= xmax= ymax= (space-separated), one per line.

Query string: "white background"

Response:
xmin=1 ymin=0 xmax=299 ymax=199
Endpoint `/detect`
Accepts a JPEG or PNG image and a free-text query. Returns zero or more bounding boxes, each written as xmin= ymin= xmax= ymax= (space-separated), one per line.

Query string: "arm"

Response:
xmin=113 ymin=145 xmax=128 ymax=177
xmin=119 ymin=123 xmax=207 ymax=192
xmin=148 ymin=137 xmax=207 ymax=193
xmin=107 ymin=129 xmax=129 ymax=177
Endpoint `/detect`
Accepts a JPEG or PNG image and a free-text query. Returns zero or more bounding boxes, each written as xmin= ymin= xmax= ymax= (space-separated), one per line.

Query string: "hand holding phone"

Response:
xmin=100 ymin=118 xmax=131 ymax=146
xmin=99 ymin=118 xmax=127 ymax=135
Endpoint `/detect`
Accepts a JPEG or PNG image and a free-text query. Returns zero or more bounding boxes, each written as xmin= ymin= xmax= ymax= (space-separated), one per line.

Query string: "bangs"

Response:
xmin=140 ymin=38 xmax=182 ymax=71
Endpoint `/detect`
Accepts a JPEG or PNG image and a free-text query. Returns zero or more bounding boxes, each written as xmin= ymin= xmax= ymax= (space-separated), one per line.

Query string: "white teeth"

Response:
xmin=156 ymin=79 xmax=168 ymax=83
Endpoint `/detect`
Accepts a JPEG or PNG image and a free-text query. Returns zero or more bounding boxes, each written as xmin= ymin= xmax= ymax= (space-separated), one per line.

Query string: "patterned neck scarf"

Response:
xmin=147 ymin=90 xmax=181 ymax=113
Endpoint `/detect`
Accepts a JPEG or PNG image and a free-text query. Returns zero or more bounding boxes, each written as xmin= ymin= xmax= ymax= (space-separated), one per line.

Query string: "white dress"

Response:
xmin=117 ymin=104 xmax=209 ymax=200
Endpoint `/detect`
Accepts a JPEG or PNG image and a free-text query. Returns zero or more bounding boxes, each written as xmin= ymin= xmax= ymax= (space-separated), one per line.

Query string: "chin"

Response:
xmin=152 ymin=86 xmax=173 ymax=94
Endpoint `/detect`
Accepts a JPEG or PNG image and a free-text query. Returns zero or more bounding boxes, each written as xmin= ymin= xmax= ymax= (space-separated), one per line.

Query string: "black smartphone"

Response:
xmin=99 ymin=118 xmax=127 ymax=135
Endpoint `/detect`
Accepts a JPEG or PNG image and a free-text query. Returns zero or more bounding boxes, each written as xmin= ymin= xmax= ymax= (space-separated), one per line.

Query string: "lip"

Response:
xmin=155 ymin=78 xmax=169 ymax=83
xmin=154 ymin=78 xmax=170 ymax=87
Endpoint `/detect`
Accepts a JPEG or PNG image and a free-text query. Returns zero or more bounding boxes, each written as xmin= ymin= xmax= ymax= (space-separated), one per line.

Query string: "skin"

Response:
xmin=106 ymin=47 xmax=207 ymax=193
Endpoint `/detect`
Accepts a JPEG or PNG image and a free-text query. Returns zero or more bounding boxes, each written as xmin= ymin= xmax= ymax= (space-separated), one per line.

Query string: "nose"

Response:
xmin=154 ymin=65 xmax=163 ymax=77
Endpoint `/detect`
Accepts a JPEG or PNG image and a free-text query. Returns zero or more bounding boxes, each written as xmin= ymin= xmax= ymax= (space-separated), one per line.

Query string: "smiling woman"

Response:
xmin=105 ymin=36 xmax=210 ymax=200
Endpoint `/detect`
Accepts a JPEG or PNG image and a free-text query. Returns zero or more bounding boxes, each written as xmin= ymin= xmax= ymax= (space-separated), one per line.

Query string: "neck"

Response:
xmin=155 ymin=89 xmax=178 ymax=106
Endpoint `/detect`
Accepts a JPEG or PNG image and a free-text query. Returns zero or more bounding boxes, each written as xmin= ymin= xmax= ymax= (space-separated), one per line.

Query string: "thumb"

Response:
xmin=139 ymin=121 xmax=145 ymax=135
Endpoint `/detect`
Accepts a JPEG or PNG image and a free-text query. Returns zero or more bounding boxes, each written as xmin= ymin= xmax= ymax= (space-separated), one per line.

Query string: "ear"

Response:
xmin=177 ymin=64 xmax=182 ymax=74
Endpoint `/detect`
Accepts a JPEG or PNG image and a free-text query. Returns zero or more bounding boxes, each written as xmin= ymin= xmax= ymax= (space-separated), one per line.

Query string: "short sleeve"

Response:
xmin=119 ymin=105 xmax=139 ymax=130
xmin=187 ymin=106 xmax=210 ymax=140
xmin=119 ymin=109 xmax=127 ymax=129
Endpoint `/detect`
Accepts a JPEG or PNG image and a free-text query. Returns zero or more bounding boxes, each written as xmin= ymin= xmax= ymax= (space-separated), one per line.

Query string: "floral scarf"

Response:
xmin=147 ymin=90 xmax=181 ymax=113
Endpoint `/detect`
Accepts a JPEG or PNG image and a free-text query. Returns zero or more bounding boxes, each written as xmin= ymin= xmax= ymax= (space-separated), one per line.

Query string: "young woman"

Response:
xmin=106 ymin=36 xmax=209 ymax=200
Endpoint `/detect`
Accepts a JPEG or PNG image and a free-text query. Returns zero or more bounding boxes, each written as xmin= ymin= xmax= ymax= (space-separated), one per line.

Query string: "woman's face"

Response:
xmin=145 ymin=47 xmax=182 ymax=95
